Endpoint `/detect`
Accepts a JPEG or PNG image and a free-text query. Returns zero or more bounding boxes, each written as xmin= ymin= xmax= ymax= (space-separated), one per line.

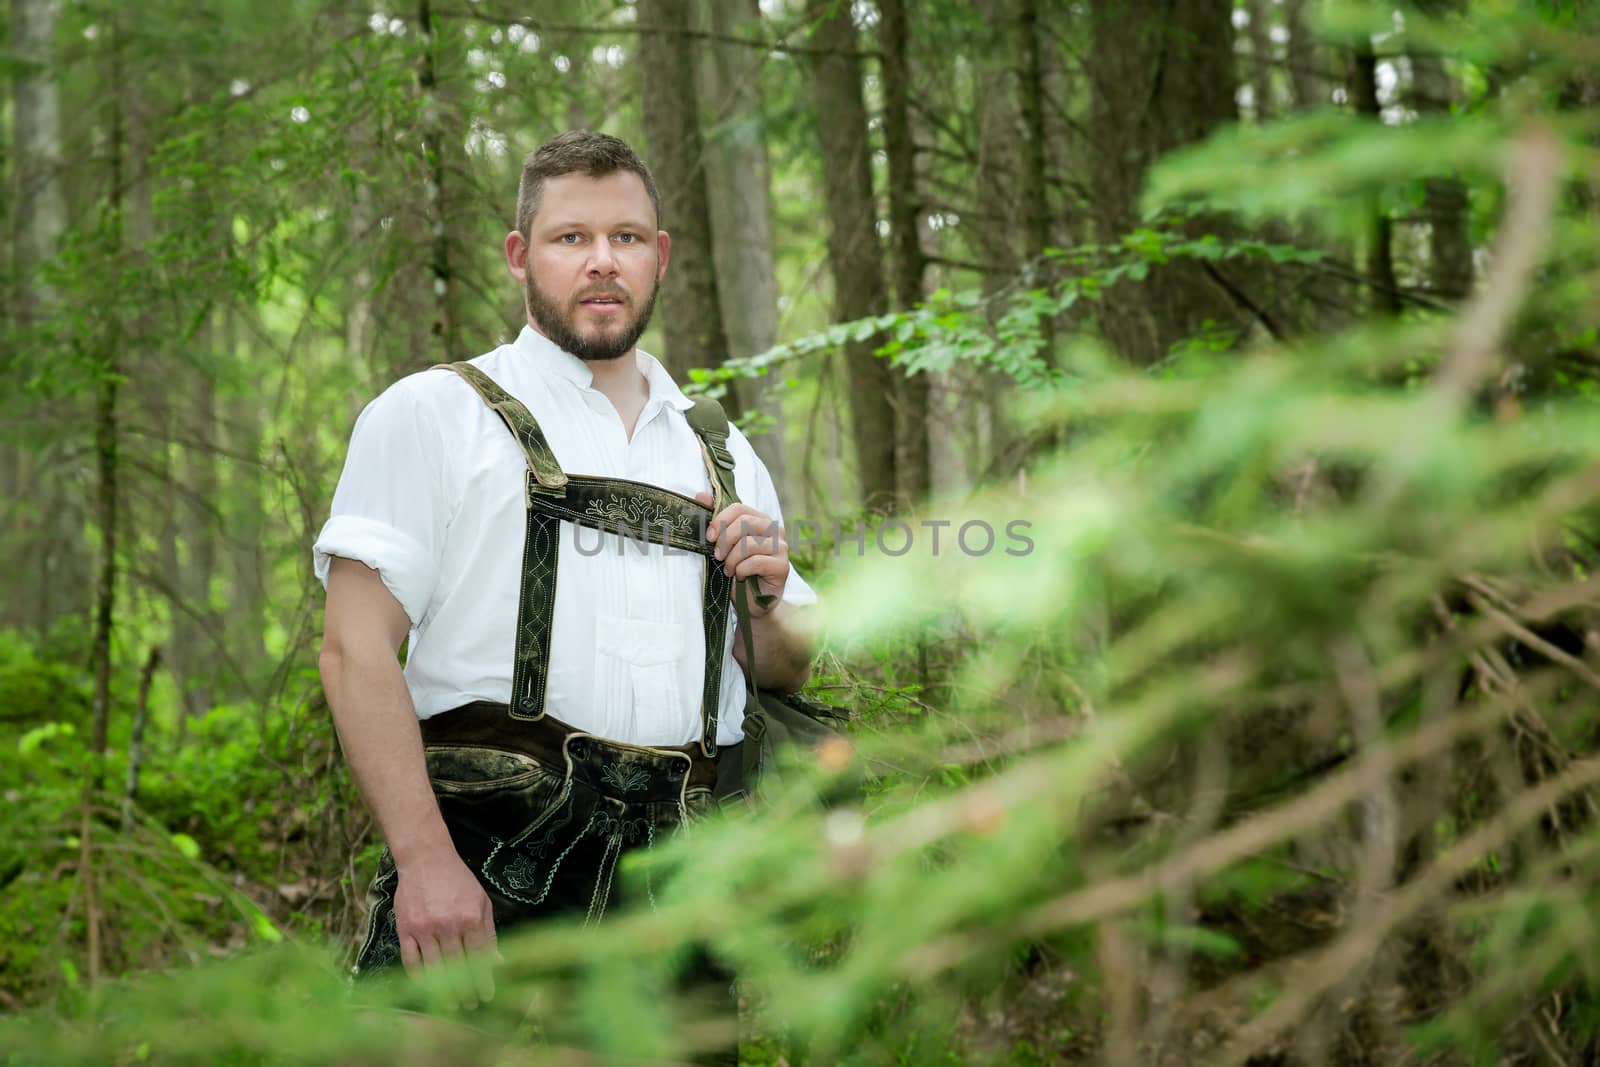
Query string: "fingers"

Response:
xmin=400 ymin=934 xmax=423 ymax=976
xmin=694 ymin=498 xmax=788 ymax=607
xmin=436 ymin=931 xmax=477 ymax=1010
xmin=394 ymin=880 xmax=498 ymax=1008
xmin=731 ymin=551 xmax=787 ymax=584
xmin=465 ymin=911 xmax=498 ymax=1005
xmin=721 ymin=524 xmax=787 ymax=595
xmin=704 ymin=503 xmax=775 ymax=554
xmin=709 ymin=511 xmax=784 ymax=567
xmin=409 ymin=927 xmax=489 ymax=1010
xmin=410 ymin=931 xmax=445 ymax=973
xmin=721 ymin=525 xmax=785 ymax=571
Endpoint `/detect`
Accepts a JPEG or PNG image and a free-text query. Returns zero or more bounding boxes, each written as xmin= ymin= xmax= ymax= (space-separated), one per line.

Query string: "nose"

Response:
xmin=586 ymin=241 xmax=618 ymax=278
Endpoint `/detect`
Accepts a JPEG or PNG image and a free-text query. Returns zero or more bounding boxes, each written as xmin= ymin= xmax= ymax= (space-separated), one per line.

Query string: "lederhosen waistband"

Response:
xmin=420 ymin=699 xmax=723 ymax=795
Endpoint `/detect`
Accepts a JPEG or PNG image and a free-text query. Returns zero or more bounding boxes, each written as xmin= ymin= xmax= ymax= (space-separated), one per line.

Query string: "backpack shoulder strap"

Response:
xmin=684 ymin=397 xmax=739 ymax=511
xmin=435 ymin=362 xmax=567 ymax=490
xmin=683 ymin=398 xmax=779 ymax=635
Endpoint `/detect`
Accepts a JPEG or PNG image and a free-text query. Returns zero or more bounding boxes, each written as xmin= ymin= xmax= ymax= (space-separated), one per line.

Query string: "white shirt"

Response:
xmin=313 ymin=326 xmax=817 ymax=747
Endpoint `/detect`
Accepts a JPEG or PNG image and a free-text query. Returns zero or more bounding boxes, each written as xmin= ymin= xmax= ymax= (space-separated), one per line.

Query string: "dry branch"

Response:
xmin=1433 ymin=124 xmax=1563 ymax=401
xmin=1209 ymin=755 xmax=1600 ymax=1067
xmin=898 ymin=671 xmax=1571 ymax=980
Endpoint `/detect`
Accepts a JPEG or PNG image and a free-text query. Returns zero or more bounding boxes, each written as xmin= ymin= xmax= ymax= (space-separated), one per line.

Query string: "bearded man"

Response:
xmin=313 ymin=132 xmax=816 ymax=1043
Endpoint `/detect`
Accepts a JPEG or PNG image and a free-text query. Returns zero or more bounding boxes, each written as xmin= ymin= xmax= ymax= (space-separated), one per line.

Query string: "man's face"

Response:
xmin=509 ymin=171 xmax=670 ymax=362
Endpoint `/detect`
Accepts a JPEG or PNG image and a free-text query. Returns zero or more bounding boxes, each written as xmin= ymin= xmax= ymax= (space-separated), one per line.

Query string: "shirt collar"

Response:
xmin=514 ymin=324 xmax=695 ymax=414
xmin=515 ymin=324 xmax=594 ymax=390
xmin=638 ymin=349 xmax=696 ymax=413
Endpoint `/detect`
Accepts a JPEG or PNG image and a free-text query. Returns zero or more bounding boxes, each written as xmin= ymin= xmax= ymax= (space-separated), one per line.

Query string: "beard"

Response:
xmin=523 ymin=270 xmax=659 ymax=363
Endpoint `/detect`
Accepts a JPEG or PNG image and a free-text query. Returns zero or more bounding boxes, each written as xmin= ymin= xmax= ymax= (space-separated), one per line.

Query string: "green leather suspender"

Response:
xmin=685 ymin=398 xmax=781 ymax=709
xmin=437 ymin=362 xmax=742 ymax=757
xmin=442 ymin=362 xmax=568 ymax=491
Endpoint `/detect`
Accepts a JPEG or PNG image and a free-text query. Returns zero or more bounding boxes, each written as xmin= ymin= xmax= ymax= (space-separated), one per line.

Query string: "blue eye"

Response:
xmin=616 ymin=232 xmax=637 ymax=244
xmin=559 ymin=233 xmax=581 ymax=244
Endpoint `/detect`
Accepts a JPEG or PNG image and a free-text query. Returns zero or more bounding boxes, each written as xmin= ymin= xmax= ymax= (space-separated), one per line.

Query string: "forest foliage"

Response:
xmin=3 ymin=0 xmax=1600 ymax=1063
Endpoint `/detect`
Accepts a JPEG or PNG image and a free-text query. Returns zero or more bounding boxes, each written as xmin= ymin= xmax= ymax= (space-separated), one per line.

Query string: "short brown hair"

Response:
xmin=515 ymin=131 xmax=661 ymax=238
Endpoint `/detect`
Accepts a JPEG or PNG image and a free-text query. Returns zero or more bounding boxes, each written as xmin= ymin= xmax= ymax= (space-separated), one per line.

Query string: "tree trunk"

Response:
xmin=878 ymin=0 xmax=930 ymax=507
xmin=157 ymin=442 xmax=190 ymax=721
xmin=565 ymin=47 xmax=590 ymax=132
xmin=1087 ymin=0 xmax=1242 ymax=364
xmin=223 ymin=309 xmax=268 ymax=686
xmin=418 ymin=0 xmax=464 ymax=360
xmin=696 ymin=0 xmax=787 ymax=494
xmin=10 ymin=0 xmax=66 ymax=317
xmin=183 ymin=322 xmax=220 ymax=714
xmin=1245 ymin=0 xmax=1275 ymax=120
xmin=967 ymin=0 xmax=1021 ymax=486
xmin=1014 ymin=0 xmax=1057 ymax=358
xmin=347 ymin=181 xmax=379 ymax=377
xmin=1412 ymin=51 xmax=1472 ymax=301
xmin=807 ymin=0 xmax=897 ymax=511
xmin=1349 ymin=38 xmax=1400 ymax=315
xmin=90 ymin=368 xmax=119 ymax=765
xmin=122 ymin=648 xmax=162 ymax=831
xmin=1015 ymin=0 xmax=1051 ymax=275
xmin=1285 ymin=0 xmax=1325 ymax=110
xmin=81 ymin=21 xmax=122 ymax=974
xmin=637 ymin=0 xmax=732 ymax=390
xmin=7 ymin=0 xmax=85 ymax=634
xmin=89 ymin=15 xmax=126 ymax=775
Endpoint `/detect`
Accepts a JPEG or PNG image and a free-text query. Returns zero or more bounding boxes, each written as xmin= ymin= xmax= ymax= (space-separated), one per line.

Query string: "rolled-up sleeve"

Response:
xmin=313 ymin=379 xmax=450 ymax=626
xmin=729 ymin=425 xmax=819 ymax=609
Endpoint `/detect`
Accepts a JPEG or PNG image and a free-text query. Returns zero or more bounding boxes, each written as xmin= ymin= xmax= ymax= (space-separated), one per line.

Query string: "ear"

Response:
xmin=655 ymin=230 xmax=671 ymax=282
xmin=504 ymin=230 xmax=529 ymax=281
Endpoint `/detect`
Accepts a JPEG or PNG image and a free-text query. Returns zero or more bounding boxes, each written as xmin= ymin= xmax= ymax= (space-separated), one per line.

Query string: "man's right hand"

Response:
xmin=394 ymin=850 xmax=498 ymax=1004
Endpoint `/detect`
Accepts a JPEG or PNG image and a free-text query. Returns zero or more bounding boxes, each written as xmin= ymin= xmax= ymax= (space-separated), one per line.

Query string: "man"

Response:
xmin=314 ymin=131 xmax=816 ymax=1011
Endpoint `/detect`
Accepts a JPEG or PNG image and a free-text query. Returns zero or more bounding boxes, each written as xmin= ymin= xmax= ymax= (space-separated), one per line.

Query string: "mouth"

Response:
xmin=577 ymin=295 xmax=627 ymax=320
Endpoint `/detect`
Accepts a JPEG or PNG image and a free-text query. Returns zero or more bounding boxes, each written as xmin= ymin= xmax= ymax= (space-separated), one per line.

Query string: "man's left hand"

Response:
xmin=695 ymin=492 xmax=787 ymax=616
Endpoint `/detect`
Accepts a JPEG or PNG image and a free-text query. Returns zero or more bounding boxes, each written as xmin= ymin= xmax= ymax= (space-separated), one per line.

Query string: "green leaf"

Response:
xmin=253 ymin=912 xmax=284 ymax=943
xmin=18 ymin=721 xmax=75 ymax=755
xmin=1144 ymin=922 xmax=1243 ymax=959
xmin=170 ymin=833 xmax=201 ymax=860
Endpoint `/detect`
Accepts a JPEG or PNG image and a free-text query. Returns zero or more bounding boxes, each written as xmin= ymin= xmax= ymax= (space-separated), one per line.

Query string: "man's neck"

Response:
xmin=525 ymin=321 xmax=651 ymax=437
xmin=583 ymin=346 xmax=643 ymax=396
xmin=579 ymin=345 xmax=650 ymax=441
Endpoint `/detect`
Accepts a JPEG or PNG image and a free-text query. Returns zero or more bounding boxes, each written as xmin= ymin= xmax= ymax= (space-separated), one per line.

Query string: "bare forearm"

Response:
xmin=319 ymin=643 xmax=454 ymax=867
xmin=740 ymin=601 xmax=815 ymax=692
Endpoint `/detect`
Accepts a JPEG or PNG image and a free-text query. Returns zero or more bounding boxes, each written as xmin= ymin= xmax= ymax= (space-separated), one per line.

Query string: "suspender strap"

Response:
xmin=698 ymin=564 xmax=735 ymax=755
xmin=519 ymin=473 xmax=733 ymax=755
xmin=438 ymin=362 xmax=565 ymax=720
xmin=510 ymin=495 xmax=562 ymax=720
xmin=437 ymin=361 xmax=737 ymax=756
xmin=684 ymin=397 xmax=778 ymax=713
xmin=527 ymin=474 xmax=714 ymax=554
xmin=436 ymin=362 xmax=568 ymax=491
